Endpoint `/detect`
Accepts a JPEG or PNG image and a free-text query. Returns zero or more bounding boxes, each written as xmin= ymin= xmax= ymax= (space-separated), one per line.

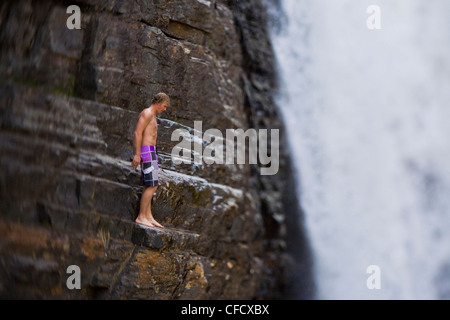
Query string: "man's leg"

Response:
xmin=135 ymin=186 xmax=163 ymax=228
xmin=145 ymin=186 xmax=163 ymax=228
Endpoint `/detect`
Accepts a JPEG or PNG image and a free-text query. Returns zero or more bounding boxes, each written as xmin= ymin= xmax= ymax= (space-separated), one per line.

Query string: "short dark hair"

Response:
xmin=152 ymin=92 xmax=170 ymax=105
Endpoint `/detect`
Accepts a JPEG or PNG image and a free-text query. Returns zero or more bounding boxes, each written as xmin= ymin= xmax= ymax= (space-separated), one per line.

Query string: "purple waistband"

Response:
xmin=141 ymin=145 xmax=157 ymax=162
xmin=141 ymin=145 xmax=156 ymax=153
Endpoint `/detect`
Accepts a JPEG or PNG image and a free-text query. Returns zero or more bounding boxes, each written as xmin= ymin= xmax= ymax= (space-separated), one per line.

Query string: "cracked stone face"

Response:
xmin=0 ymin=0 xmax=306 ymax=299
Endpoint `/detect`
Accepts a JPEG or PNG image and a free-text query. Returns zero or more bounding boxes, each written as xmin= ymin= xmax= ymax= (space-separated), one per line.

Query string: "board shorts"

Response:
xmin=140 ymin=145 xmax=159 ymax=187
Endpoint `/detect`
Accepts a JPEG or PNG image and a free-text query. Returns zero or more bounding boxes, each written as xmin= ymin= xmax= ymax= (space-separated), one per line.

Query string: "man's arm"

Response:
xmin=132 ymin=110 xmax=152 ymax=169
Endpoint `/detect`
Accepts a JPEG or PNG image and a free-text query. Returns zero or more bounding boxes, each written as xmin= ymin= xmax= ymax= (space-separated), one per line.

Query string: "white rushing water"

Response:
xmin=268 ymin=0 xmax=450 ymax=299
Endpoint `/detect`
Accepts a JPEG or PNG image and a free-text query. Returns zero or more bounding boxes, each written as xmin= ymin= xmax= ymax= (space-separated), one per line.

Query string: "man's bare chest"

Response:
xmin=145 ymin=118 xmax=157 ymax=135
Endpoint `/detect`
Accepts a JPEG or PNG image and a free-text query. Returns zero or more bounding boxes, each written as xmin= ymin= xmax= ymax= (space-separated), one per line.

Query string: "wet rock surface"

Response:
xmin=0 ymin=0 xmax=310 ymax=299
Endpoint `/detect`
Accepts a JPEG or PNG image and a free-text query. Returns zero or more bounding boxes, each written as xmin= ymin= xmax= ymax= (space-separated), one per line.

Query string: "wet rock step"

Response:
xmin=1 ymin=190 xmax=265 ymax=266
xmin=6 ymin=195 xmax=263 ymax=266
xmin=132 ymin=223 xmax=268 ymax=267
xmin=32 ymin=201 xmax=203 ymax=254
xmin=35 ymin=200 xmax=205 ymax=254
xmin=1 ymin=161 xmax=258 ymax=241
xmin=156 ymin=170 xmax=262 ymax=241
xmin=0 ymin=132 xmax=260 ymax=241
xmin=131 ymin=224 xmax=200 ymax=252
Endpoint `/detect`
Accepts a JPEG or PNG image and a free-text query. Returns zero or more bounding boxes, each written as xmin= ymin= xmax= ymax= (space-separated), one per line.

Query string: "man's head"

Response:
xmin=151 ymin=92 xmax=170 ymax=114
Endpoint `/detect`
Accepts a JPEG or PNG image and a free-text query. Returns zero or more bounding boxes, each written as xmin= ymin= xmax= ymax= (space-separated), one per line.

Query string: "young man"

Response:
xmin=131 ymin=92 xmax=170 ymax=228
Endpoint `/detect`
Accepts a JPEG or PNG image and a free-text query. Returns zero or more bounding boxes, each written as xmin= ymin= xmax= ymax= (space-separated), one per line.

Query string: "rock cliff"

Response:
xmin=0 ymin=0 xmax=312 ymax=299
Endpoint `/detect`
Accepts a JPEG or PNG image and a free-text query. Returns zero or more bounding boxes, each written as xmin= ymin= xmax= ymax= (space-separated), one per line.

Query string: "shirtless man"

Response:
xmin=131 ymin=92 xmax=170 ymax=228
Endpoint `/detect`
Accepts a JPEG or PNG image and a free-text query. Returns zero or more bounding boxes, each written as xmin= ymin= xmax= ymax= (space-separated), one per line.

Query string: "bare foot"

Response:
xmin=135 ymin=217 xmax=164 ymax=229
xmin=150 ymin=219 xmax=164 ymax=229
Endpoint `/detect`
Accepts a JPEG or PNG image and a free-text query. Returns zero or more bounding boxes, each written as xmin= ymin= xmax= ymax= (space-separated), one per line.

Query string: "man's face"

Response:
xmin=157 ymin=101 xmax=169 ymax=114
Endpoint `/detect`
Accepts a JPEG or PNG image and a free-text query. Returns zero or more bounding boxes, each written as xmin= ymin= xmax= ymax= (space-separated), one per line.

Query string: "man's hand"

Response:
xmin=132 ymin=154 xmax=141 ymax=169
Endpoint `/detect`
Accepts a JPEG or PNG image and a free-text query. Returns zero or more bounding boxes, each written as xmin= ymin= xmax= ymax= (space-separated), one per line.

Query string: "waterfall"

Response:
xmin=267 ymin=0 xmax=450 ymax=299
